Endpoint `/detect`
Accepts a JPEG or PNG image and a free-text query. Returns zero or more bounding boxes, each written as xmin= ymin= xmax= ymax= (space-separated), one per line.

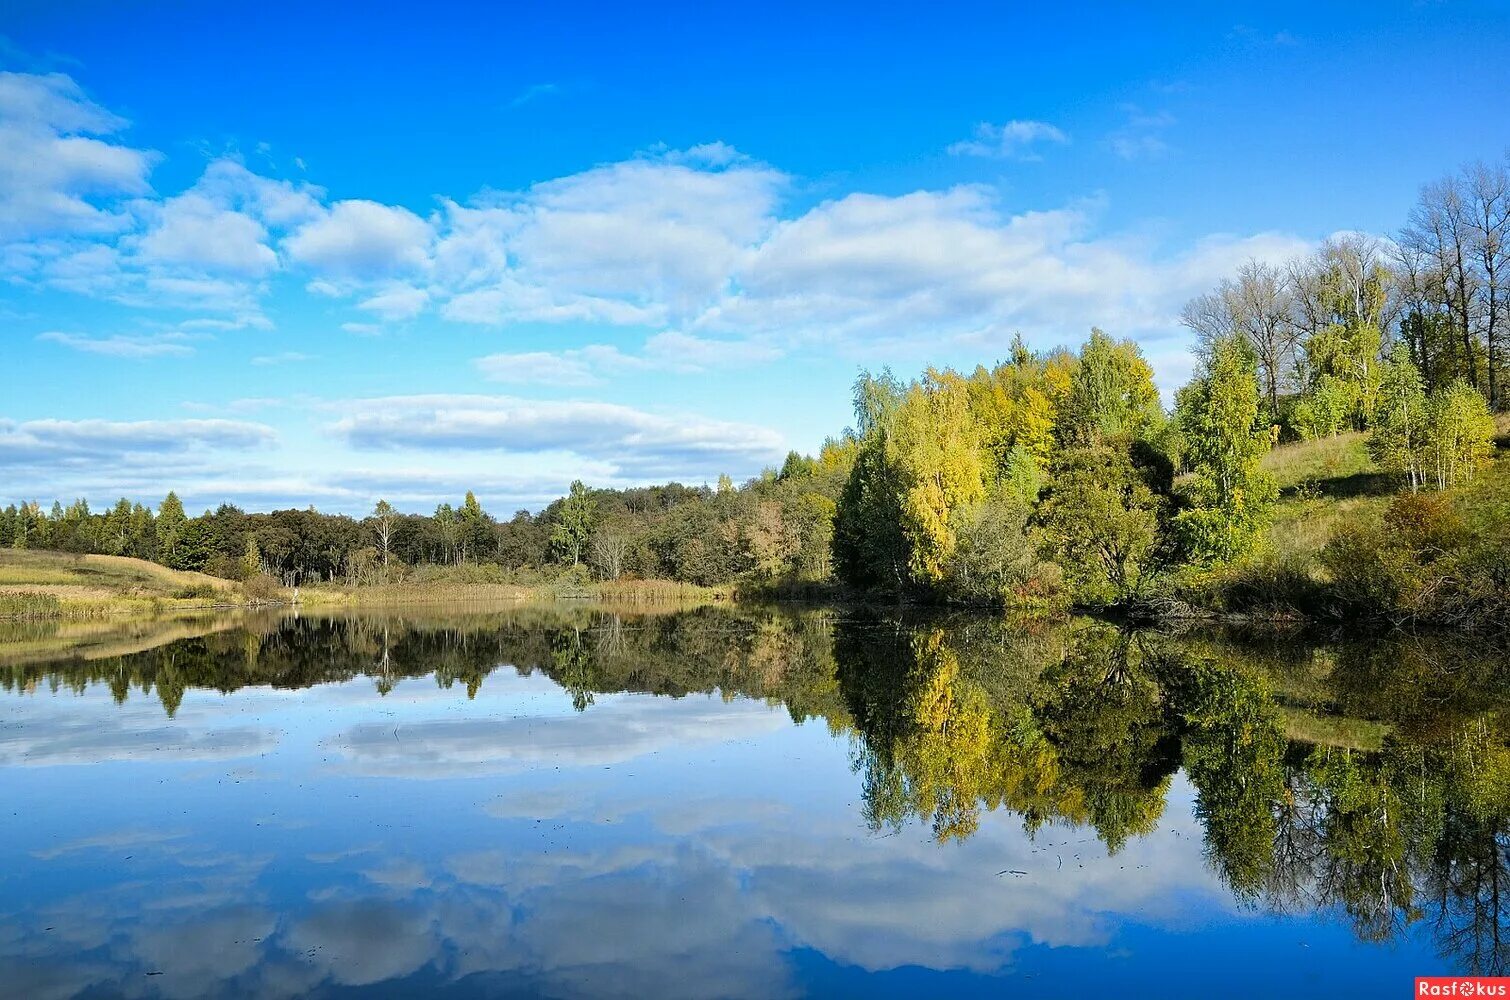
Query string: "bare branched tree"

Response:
xmin=590 ymin=531 xmax=628 ymax=580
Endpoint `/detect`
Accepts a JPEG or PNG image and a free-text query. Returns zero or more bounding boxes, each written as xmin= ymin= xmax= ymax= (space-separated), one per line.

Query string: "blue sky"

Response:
xmin=3 ymin=0 xmax=1508 ymax=515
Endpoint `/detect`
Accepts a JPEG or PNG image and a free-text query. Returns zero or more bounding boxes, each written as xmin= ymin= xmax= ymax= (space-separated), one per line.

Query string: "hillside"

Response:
xmin=0 ymin=549 xmax=242 ymax=619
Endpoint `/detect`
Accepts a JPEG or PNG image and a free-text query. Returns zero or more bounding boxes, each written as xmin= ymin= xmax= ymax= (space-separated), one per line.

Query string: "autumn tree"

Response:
xmin=1424 ymin=381 xmax=1496 ymax=489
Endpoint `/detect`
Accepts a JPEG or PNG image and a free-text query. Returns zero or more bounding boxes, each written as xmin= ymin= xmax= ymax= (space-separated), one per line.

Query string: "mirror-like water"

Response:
xmin=2 ymin=605 xmax=1508 ymax=998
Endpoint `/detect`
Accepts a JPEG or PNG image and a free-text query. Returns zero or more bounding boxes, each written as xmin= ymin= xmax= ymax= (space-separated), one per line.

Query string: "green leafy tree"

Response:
xmin=1173 ymin=335 xmax=1278 ymax=563
xmin=551 ymin=480 xmax=596 ymax=565
xmin=157 ymin=491 xmax=186 ymax=565
xmin=1424 ymin=381 xmax=1496 ymax=489
xmin=1370 ymin=342 xmax=1431 ymax=491
xmin=1038 ymin=443 xmax=1168 ymax=603
xmin=1058 ymin=329 xmax=1163 ymax=447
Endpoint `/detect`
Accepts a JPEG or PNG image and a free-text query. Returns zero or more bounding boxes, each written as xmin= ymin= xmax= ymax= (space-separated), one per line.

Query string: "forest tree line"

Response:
xmin=3 ymin=156 xmax=1506 ymax=619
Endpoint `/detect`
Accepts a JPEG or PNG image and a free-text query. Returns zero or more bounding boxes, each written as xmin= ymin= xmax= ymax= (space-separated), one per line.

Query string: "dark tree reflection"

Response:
xmin=5 ymin=605 xmax=1510 ymax=968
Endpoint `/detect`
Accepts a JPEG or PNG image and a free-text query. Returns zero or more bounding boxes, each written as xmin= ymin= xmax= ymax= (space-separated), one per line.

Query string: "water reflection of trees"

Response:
xmin=4 ymin=606 xmax=1510 ymax=969
xmin=836 ymin=614 xmax=1510 ymax=973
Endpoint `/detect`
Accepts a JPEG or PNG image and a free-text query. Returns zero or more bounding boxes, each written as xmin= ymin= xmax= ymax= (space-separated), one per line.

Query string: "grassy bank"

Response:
xmin=1171 ymin=413 xmax=1510 ymax=624
xmin=0 ymin=549 xmax=252 ymax=620
xmin=0 ymin=549 xmax=728 ymax=622
xmin=299 ymin=574 xmax=729 ymax=610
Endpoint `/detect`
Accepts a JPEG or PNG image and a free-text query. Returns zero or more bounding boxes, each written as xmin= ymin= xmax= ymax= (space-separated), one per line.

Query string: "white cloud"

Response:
xmin=284 ymin=199 xmax=433 ymax=280
xmin=136 ymin=192 xmax=277 ymax=276
xmin=473 ymin=334 xmax=778 ymax=387
xmin=191 ymin=158 xmax=324 ymax=227
xmin=0 ymin=71 xmax=157 ymax=239
xmin=250 ymin=351 xmax=314 ymax=366
xmin=474 ymin=351 xmax=603 ymax=386
xmin=329 ymin=393 xmax=786 ymax=479
xmin=948 ymin=119 xmax=1069 ymax=160
xmin=38 ymin=330 xmax=195 ymax=358
xmin=432 ymin=146 xmax=785 ymax=327
xmin=357 ymin=284 xmax=428 ymax=320
xmin=0 ymin=417 xmax=275 ymax=467
xmin=0 ymin=73 xmax=1312 ymax=393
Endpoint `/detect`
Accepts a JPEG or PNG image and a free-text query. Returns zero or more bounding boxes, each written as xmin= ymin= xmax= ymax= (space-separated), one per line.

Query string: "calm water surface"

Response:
xmin=2 ymin=605 xmax=1508 ymax=998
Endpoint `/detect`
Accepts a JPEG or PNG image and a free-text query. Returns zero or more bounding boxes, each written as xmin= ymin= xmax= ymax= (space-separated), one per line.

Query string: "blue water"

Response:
xmin=0 ymin=607 xmax=1493 ymax=998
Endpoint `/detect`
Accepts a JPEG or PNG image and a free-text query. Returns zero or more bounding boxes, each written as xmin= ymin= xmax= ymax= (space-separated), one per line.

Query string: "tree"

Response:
xmin=1181 ymin=260 xmax=1297 ymax=415
xmin=590 ymin=530 xmax=629 ymax=580
xmin=1424 ymin=381 xmax=1496 ymax=489
xmin=888 ymin=370 xmax=986 ymax=583
xmin=1059 ymin=329 xmax=1162 ymax=446
xmin=552 ymin=480 xmax=596 ymax=565
xmin=458 ymin=491 xmax=492 ymax=564
xmin=1038 ymin=443 xmax=1168 ymax=603
xmin=371 ymin=500 xmax=396 ymax=568
xmin=942 ymin=497 xmax=1040 ymax=604
xmin=833 ymin=371 xmax=911 ymax=590
xmin=1173 ymin=335 xmax=1278 ymax=562
xmin=157 ymin=491 xmax=186 ymax=565
xmin=1401 ymin=173 xmax=1482 ymax=394
xmin=1291 ymin=235 xmax=1396 ymax=433
xmin=240 ymin=535 xmax=262 ymax=580
xmin=1466 ymin=159 xmax=1509 ymax=408
xmin=433 ymin=503 xmax=459 ymax=565
xmin=1370 ymin=342 xmax=1431 ymax=491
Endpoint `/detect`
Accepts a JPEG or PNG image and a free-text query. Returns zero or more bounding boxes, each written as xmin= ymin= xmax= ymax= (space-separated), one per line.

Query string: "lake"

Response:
xmin=2 ymin=604 xmax=1507 ymax=998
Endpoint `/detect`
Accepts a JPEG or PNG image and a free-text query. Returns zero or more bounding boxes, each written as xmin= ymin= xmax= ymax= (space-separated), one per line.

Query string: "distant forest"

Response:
xmin=5 ymin=156 xmax=1508 ymax=624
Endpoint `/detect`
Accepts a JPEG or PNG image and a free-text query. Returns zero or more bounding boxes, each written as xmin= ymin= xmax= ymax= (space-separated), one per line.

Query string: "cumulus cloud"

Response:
xmin=136 ymin=191 xmax=278 ymax=276
xmin=0 ymin=71 xmax=157 ymax=239
xmin=0 ymin=71 xmax=1312 ymax=382
xmin=284 ymin=199 xmax=433 ymax=280
xmin=432 ymin=145 xmax=785 ymax=328
xmin=948 ymin=119 xmax=1069 ymax=159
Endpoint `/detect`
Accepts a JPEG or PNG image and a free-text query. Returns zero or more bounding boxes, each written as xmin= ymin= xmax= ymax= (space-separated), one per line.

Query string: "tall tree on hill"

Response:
xmin=157 ymin=491 xmax=186 ymax=566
